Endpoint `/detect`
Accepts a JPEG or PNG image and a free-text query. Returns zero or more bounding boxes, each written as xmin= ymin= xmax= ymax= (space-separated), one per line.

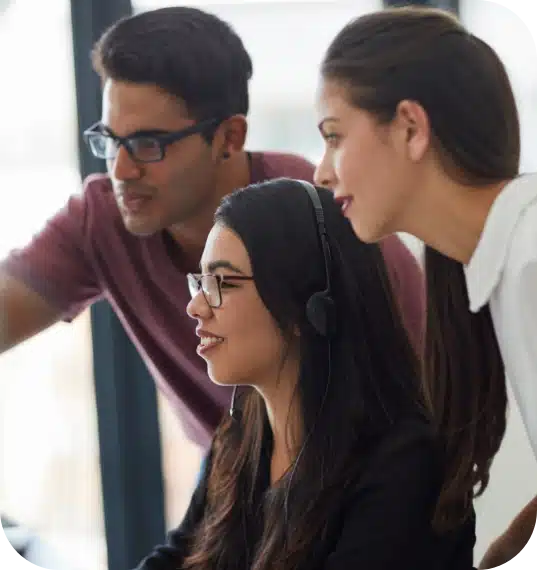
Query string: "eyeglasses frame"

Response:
xmin=187 ymin=273 xmax=254 ymax=308
xmin=83 ymin=117 xmax=221 ymax=163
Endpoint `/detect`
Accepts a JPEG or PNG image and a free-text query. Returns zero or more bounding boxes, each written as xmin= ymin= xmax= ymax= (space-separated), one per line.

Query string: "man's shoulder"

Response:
xmin=254 ymin=151 xmax=315 ymax=183
xmin=83 ymin=173 xmax=114 ymax=202
xmin=51 ymin=172 xmax=124 ymax=245
xmin=79 ymin=173 xmax=122 ymax=224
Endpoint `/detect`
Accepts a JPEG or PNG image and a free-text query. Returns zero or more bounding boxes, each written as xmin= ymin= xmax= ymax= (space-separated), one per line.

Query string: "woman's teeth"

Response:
xmin=200 ymin=336 xmax=224 ymax=347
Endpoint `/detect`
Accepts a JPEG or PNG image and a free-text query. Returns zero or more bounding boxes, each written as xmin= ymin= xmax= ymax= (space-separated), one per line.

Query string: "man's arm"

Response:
xmin=0 ymin=273 xmax=62 ymax=353
xmin=479 ymin=495 xmax=537 ymax=569
xmin=0 ymin=187 xmax=103 ymax=355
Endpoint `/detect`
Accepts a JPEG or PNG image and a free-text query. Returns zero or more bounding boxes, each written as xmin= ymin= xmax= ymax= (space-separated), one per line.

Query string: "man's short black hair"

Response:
xmin=92 ymin=7 xmax=253 ymax=121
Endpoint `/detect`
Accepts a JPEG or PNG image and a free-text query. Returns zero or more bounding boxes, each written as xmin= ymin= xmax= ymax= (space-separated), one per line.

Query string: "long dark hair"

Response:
xmin=321 ymin=6 xmax=519 ymax=530
xmin=183 ymin=179 xmax=423 ymax=570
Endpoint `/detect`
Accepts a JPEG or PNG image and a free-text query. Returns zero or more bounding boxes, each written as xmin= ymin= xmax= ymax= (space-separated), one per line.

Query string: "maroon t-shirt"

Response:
xmin=1 ymin=151 xmax=424 ymax=447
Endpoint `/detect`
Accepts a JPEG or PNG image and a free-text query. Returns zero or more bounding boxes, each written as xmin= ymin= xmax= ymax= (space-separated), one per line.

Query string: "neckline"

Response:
xmin=158 ymin=151 xmax=261 ymax=275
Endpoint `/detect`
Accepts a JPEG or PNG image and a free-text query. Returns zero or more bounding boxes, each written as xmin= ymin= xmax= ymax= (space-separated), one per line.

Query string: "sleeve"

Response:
xmin=0 ymin=188 xmax=103 ymax=321
xmin=512 ymin=256 xmax=537 ymax=458
xmin=135 ymin=454 xmax=211 ymax=570
xmin=379 ymin=235 xmax=425 ymax=354
xmin=323 ymin=424 xmax=474 ymax=570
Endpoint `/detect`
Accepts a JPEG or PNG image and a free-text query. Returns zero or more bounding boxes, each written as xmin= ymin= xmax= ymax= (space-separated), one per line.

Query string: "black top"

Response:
xmin=136 ymin=418 xmax=476 ymax=570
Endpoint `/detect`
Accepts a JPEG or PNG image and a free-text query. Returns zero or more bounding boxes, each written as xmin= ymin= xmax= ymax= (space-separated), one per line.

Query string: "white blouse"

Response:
xmin=465 ymin=173 xmax=537 ymax=458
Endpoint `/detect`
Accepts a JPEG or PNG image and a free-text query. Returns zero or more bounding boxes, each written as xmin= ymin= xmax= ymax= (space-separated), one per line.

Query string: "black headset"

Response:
xmin=230 ymin=180 xmax=336 ymax=420
xmin=229 ymin=180 xmax=335 ymax=547
xmin=298 ymin=180 xmax=336 ymax=338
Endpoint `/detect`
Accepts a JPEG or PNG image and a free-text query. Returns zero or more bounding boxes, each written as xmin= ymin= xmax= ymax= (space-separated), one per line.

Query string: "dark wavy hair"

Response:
xmin=182 ymin=178 xmax=424 ymax=570
xmin=321 ymin=6 xmax=518 ymax=530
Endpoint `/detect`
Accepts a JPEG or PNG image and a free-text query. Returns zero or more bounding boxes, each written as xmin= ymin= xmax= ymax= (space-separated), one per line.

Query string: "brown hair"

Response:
xmin=183 ymin=180 xmax=423 ymax=569
xmin=322 ymin=6 xmax=519 ymax=530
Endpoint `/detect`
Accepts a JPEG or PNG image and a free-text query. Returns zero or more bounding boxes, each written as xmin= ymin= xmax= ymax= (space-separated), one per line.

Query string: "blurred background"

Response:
xmin=0 ymin=1 xmax=536 ymax=569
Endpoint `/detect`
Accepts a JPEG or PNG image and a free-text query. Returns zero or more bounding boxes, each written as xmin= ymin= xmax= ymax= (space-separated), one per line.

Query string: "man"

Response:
xmin=0 ymin=7 xmax=423 ymax=450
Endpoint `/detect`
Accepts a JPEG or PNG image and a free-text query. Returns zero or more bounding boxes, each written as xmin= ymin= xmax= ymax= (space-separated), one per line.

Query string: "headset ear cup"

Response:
xmin=307 ymin=292 xmax=335 ymax=337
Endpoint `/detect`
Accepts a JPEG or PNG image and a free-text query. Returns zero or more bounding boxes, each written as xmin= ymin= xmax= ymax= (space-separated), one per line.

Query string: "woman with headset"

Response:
xmin=314 ymin=6 xmax=536 ymax=568
xmin=136 ymin=178 xmax=475 ymax=570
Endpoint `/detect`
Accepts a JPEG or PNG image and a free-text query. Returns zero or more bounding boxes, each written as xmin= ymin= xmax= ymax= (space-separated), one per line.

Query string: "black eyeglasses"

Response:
xmin=187 ymin=273 xmax=254 ymax=309
xmin=83 ymin=118 xmax=220 ymax=163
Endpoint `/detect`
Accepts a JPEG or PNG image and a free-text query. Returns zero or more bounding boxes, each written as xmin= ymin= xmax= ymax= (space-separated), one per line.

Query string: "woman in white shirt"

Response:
xmin=314 ymin=6 xmax=536 ymax=569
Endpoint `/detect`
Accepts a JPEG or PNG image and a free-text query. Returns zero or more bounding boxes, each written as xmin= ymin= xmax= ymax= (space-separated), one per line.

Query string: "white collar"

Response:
xmin=464 ymin=174 xmax=537 ymax=312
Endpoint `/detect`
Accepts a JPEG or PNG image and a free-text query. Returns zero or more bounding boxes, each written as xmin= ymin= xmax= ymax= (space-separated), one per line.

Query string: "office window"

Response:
xmin=462 ymin=0 xmax=537 ymax=173
xmin=0 ymin=1 xmax=106 ymax=569
xmin=158 ymin=394 xmax=204 ymax=528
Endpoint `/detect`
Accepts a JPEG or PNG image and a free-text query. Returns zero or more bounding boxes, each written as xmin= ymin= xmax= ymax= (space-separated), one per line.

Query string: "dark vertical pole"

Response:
xmin=69 ymin=2 xmax=166 ymax=569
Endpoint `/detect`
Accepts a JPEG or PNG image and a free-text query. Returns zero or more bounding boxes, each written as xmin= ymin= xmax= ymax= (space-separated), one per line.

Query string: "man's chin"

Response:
xmin=121 ymin=215 xmax=162 ymax=237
